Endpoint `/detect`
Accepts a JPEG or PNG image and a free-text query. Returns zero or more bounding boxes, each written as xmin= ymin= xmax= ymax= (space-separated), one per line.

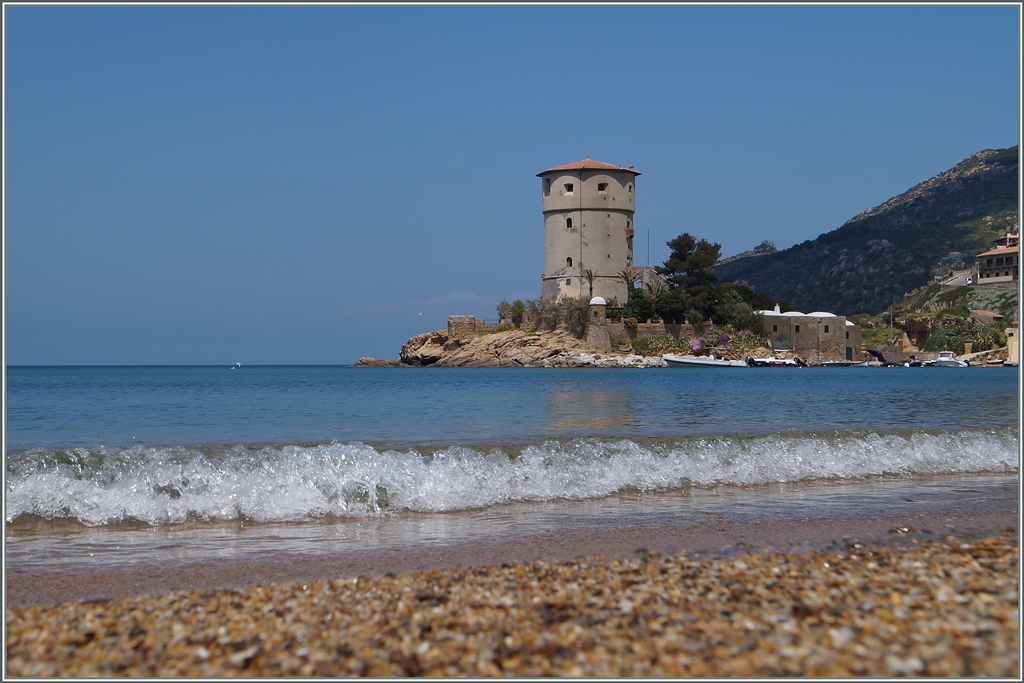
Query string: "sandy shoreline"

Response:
xmin=7 ymin=500 xmax=1016 ymax=609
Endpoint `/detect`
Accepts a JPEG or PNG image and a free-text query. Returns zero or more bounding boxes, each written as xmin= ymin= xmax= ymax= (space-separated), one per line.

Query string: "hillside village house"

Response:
xmin=756 ymin=305 xmax=863 ymax=364
xmin=974 ymin=229 xmax=1018 ymax=286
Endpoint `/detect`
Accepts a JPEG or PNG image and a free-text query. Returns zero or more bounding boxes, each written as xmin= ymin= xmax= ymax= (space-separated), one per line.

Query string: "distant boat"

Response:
xmin=663 ymin=353 xmax=748 ymax=368
xmin=745 ymin=356 xmax=806 ymax=368
xmin=926 ymin=351 xmax=968 ymax=368
xmin=822 ymin=361 xmax=870 ymax=367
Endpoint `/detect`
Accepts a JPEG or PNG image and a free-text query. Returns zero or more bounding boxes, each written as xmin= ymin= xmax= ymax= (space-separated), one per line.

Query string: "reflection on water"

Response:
xmin=545 ymin=385 xmax=635 ymax=432
xmin=7 ymin=473 xmax=1016 ymax=573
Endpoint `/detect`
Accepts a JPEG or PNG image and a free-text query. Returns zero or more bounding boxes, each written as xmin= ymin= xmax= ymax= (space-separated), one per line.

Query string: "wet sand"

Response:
xmin=7 ymin=502 xmax=1017 ymax=609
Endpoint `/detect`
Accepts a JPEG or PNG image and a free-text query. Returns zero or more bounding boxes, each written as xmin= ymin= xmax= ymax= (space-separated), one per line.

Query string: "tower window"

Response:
xmin=566 ymin=257 xmax=573 ymax=268
xmin=597 ymin=182 xmax=608 ymax=192
xmin=627 ymin=184 xmax=632 ymax=193
xmin=563 ymin=183 xmax=574 ymax=194
xmin=565 ymin=278 xmax=571 ymax=285
xmin=543 ymin=179 xmax=551 ymax=196
xmin=566 ymin=217 xmax=573 ymax=229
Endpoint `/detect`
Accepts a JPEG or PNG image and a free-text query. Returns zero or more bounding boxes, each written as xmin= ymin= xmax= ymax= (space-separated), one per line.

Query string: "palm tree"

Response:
xmin=582 ymin=269 xmax=597 ymax=298
xmin=618 ymin=268 xmax=639 ymax=297
xmin=644 ymin=278 xmax=667 ymax=305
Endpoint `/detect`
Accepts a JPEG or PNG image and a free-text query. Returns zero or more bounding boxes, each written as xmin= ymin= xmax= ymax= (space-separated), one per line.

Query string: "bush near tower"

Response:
xmin=611 ymin=232 xmax=787 ymax=334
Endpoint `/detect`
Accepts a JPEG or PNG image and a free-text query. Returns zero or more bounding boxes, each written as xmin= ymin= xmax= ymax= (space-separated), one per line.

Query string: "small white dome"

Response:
xmin=806 ymin=311 xmax=837 ymax=317
xmin=589 ymin=297 xmax=607 ymax=306
xmin=846 ymin=320 xmax=857 ymax=326
xmin=781 ymin=311 xmax=805 ymax=317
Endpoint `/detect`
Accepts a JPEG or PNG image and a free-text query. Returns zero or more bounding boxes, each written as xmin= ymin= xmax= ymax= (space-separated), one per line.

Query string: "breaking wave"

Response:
xmin=6 ymin=428 xmax=1018 ymax=527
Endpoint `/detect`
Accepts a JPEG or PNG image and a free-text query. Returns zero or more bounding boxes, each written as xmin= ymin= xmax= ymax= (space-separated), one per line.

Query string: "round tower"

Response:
xmin=537 ymin=158 xmax=640 ymax=302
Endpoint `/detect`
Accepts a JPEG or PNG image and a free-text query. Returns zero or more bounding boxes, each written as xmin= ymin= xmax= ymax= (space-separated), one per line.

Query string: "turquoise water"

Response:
xmin=5 ymin=365 xmax=1018 ymax=529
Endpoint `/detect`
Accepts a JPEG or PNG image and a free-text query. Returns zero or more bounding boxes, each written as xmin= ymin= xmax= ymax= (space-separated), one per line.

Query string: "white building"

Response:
xmin=756 ymin=304 xmax=863 ymax=363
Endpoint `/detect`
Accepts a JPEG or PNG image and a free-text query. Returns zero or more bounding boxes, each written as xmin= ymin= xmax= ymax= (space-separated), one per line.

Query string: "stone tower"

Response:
xmin=537 ymin=158 xmax=640 ymax=302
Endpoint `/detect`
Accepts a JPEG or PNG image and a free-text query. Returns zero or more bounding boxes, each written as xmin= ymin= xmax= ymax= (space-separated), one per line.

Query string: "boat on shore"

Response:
xmin=821 ymin=361 xmax=871 ymax=368
xmin=745 ymin=356 xmax=806 ymax=368
xmin=663 ymin=353 xmax=748 ymax=368
xmin=926 ymin=351 xmax=969 ymax=368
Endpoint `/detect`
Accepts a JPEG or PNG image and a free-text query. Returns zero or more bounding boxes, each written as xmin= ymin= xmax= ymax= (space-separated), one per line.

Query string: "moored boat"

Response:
xmin=663 ymin=353 xmax=748 ymax=368
xmin=926 ymin=351 xmax=969 ymax=368
xmin=745 ymin=356 xmax=806 ymax=367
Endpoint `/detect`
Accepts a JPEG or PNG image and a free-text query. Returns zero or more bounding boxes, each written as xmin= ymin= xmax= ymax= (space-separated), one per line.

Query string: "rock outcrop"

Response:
xmin=356 ymin=329 xmax=675 ymax=368
xmin=352 ymin=357 xmax=404 ymax=367
xmin=408 ymin=329 xmax=594 ymax=367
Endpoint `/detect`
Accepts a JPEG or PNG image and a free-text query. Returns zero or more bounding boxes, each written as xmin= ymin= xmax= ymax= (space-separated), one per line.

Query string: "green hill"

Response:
xmin=716 ymin=146 xmax=1018 ymax=315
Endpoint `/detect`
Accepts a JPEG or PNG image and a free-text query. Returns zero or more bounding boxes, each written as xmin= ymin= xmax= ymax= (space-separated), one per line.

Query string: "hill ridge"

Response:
xmin=717 ymin=146 xmax=1018 ymax=315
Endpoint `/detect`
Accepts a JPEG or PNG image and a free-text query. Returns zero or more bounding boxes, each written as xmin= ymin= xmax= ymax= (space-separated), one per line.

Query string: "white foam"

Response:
xmin=5 ymin=429 xmax=1018 ymax=527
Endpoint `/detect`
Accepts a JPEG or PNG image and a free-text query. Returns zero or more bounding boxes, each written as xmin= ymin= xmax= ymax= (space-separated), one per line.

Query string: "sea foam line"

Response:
xmin=5 ymin=429 xmax=1018 ymax=526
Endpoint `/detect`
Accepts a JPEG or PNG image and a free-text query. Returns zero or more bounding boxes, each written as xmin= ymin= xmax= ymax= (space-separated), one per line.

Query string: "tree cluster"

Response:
xmin=497 ymin=297 xmax=590 ymax=338
xmin=611 ymin=233 xmax=787 ymax=333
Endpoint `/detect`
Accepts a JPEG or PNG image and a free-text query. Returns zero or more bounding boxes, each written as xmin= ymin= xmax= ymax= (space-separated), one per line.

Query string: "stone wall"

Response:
xmin=604 ymin=321 xmax=696 ymax=344
xmin=447 ymin=316 xmax=502 ymax=340
xmin=447 ymin=316 xmax=478 ymax=341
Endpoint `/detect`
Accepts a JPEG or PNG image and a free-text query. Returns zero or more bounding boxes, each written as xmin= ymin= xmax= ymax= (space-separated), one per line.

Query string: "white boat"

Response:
xmin=822 ymin=361 xmax=871 ymax=367
xmin=926 ymin=351 xmax=968 ymax=368
xmin=745 ymin=356 xmax=807 ymax=367
xmin=663 ymin=353 xmax=748 ymax=368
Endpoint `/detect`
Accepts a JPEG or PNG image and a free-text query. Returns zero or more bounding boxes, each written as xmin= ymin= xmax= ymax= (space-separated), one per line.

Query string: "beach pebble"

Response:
xmin=5 ymin=533 xmax=1018 ymax=677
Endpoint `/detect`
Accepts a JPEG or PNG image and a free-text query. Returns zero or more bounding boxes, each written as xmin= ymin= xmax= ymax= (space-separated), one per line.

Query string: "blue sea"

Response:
xmin=5 ymin=365 xmax=1020 ymax=572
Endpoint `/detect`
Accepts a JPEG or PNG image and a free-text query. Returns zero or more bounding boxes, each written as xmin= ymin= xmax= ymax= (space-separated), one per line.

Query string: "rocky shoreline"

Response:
xmin=355 ymin=328 xmax=776 ymax=369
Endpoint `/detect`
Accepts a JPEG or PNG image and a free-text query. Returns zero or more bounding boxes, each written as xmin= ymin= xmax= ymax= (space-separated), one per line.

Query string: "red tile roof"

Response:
xmin=970 ymin=309 xmax=1004 ymax=318
xmin=537 ymin=159 xmax=641 ymax=176
xmin=976 ymin=245 xmax=1018 ymax=258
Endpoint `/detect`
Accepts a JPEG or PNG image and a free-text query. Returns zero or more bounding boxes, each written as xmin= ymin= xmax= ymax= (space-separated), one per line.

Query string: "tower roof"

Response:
xmin=537 ymin=159 xmax=641 ymax=177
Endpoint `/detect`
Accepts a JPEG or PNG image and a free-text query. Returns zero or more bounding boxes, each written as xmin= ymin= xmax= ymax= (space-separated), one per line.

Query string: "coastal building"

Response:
xmin=756 ymin=305 xmax=863 ymax=364
xmin=538 ymin=158 xmax=640 ymax=302
xmin=973 ymin=228 xmax=1018 ymax=287
xmin=1007 ymin=323 xmax=1019 ymax=366
xmin=968 ymin=309 xmax=1004 ymax=324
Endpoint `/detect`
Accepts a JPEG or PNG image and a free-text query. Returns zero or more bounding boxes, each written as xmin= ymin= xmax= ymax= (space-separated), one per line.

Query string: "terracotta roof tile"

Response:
xmin=976 ymin=246 xmax=1018 ymax=257
xmin=537 ymin=159 xmax=641 ymax=176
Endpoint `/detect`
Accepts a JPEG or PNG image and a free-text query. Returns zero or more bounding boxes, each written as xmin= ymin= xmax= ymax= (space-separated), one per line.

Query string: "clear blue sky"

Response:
xmin=4 ymin=4 xmax=1019 ymax=365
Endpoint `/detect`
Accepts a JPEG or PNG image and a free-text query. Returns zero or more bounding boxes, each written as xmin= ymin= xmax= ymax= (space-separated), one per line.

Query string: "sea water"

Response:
xmin=5 ymin=365 xmax=1020 ymax=571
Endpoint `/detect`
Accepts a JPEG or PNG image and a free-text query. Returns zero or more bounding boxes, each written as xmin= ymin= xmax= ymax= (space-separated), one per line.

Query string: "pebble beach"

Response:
xmin=6 ymin=528 xmax=1018 ymax=677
